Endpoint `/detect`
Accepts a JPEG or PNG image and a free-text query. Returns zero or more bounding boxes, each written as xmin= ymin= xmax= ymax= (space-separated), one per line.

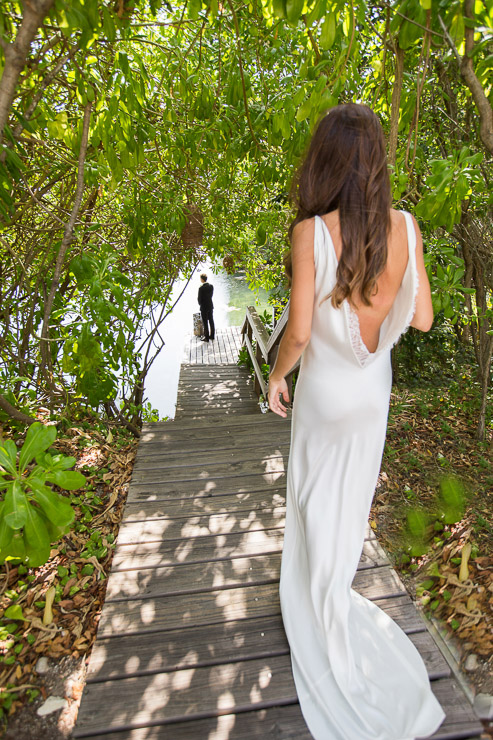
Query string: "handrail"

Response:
xmin=241 ymin=306 xmax=270 ymax=361
xmin=240 ymin=304 xmax=300 ymax=404
xmin=266 ymin=302 xmax=289 ymax=353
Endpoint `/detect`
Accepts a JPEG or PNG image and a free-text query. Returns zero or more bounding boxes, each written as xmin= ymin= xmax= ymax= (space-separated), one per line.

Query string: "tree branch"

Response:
xmin=39 ymin=102 xmax=92 ymax=380
xmin=225 ymin=0 xmax=260 ymax=149
xmin=438 ymin=7 xmax=493 ymax=155
xmin=0 ymin=391 xmax=35 ymax=425
xmin=388 ymin=44 xmax=404 ymax=168
xmin=0 ymin=0 xmax=55 ymax=148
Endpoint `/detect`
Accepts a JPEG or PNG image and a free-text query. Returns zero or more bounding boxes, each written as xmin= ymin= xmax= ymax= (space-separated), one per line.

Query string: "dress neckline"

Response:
xmin=316 ymin=213 xmax=413 ymax=364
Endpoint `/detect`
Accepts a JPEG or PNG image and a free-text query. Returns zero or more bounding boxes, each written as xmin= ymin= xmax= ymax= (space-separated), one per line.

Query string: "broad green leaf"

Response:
xmin=0 ymin=511 xmax=14 ymax=551
xmin=4 ymin=481 xmax=28 ymax=530
xmin=23 ymin=504 xmax=51 ymax=567
xmin=272 ymin=0 xmax=288 ymax=19
xmin=46 ymin=469 xmax=85 ymax=491
xmin=4 ymin=604 xmax=24 ymax=620
xmin=29 ymin=482 xmax=75 ymax=529
xmin=5 ymin=532 xmax=27 ymax=562
xmin=286 ymin=0 xmax=304 ymax=23
xmin=306 ymin=0 xmax=326 ymax=25
xmin=296 ymin=98 xmax=312 ymax=122
xmin=319 ymin=14 xmax=336 ymax=50
xmin=0 ymin=439 xmax=17 ymax=475
xmin=19 ymin=423 xmax=57 ymax=474
xmin=36 ymin=453 xmax=77 ymax=471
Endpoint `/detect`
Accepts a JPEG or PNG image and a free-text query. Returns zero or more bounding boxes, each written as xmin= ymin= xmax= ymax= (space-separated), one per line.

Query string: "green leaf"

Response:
xmin=23 ymin=504 xmax=51 ymax=568
xmin=319 ymin=14 xmax=336 ymax=50
xmin=272 ymin=0 xmax=287 ymax=19
xmin=0 ymin=440 xmax=17 ymax=475
xmin=4 ymin=481 xmax=28 ymax=530
xmin=296 ymin=97 xmax=312 ymax=122
xmin=286 ymin=0 xmax=304 ymax=23
xmin=29 ymin=483 xmax=75 ymax=529
xmin=306 ymin=0 xmax=326 ymax=25
xmin=46 ymin=470 xmax=85 ymax=491
xmin=0 ymin=509 xmax=14 ymax=551
xmin=36 ymin=453 xmax=77 ymax=471
xmin=4 ymin=604 xmax=24 ymax=620
xmin=19 ymin=423 xmax=57 ymax=474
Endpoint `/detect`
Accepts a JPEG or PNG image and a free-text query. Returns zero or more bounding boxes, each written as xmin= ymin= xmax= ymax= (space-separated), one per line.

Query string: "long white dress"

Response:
xmin=280 ymin=213 xmax=446 ymax=740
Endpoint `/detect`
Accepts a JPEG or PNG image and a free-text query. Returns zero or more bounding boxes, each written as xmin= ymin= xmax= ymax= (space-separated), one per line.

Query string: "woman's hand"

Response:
xmin=268 ymin=375 xmax=290 ymax=418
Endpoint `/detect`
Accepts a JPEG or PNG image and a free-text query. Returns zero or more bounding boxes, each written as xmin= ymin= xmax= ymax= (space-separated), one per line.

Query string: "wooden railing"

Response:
xmin=240 ymin=303 xmax=300 ymax=402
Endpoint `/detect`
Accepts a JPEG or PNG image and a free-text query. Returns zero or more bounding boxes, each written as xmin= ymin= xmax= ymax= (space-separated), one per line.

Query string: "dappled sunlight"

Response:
xmin=261 ymin=450 xmax=286 ymax=482
xmin=208 ymin=710 xmax=236 ymax=740
xmin=171 ymin=666 xmax=195 ymax=691
xmin=175 ymin=539 xmax=194 ymax=562
xmin=215 ymin=586 xmax=247 ymax=621
xmin=125 ymin=654 xmax=140 ymax=674
xmin=208 ymin=513 xmax=238 ymax=534
xmin=140 ymin=601 xmax=156 ymax=625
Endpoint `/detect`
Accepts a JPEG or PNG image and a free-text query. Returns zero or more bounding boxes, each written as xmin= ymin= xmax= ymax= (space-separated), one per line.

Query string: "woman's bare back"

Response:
xmin=321 ymin=208 xmax=410 ymax=353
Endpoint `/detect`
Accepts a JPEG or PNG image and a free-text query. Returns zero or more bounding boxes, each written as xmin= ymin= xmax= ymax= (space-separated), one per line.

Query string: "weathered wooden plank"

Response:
xmin=176 ymin=388 xmax=256 ymax=400
xmin=106 ymin=559 xmax=405 ymax=604
xmin=106 ymin=542 xmax=389 ymax=600
xmin=73 ymin=678 xmax=483 ymax=740
xmin=111 ymin=526 xmax=285 ymax=571
xmin=427 ymin=677 xmax=483 ymax=738
xmin=87 ymin=614 xmax=290 ymax=682
xmin=131 ymin=455 xmax=287 ymax=485
xmin=135 ymin=436 xmax=290 ymax=462
xmin=133 ymin=447 xmax=289 ymax=474
xmin=75 ymin=654 xmax=298 ymax=736
xmin=85 ymin=617 xmax=447 ymax=685
xmin=74 ymin=703 xmax=310 ymax=740
xmin=176 ymin=395 xmax=257 ymax=406
xmin=141 ymin=411 xmax=289 ymax=434
xmin=136 ymin=427 xmax=290 ymax=456
xmin=117 ymin=508 xmax=287 ymax=544
xmin=126 ymin=479 xmax=287 ymax=503
xmin=75 ymin=661 xmax=466 ymax=739
xmin=97 ymin=581 xmax=282 ymax=637
xmin=97 ymin=573 xmax=414 ymax=641
xmin=122 ymin=488 xmax=287 ymax=521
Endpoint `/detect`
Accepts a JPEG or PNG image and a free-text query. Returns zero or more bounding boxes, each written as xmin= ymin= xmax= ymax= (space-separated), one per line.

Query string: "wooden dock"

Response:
xmin=182 ymin=326 xmax=242 ymax=365
xmin=74 ymin=366 xmax=483 ymax=739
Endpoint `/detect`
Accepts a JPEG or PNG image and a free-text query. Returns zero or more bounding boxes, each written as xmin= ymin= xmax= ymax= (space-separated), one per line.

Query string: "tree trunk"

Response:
xmin=0 ymin=0 xmax=55 ymax=147
xmin=460 ymin=0 xmax=493 ymax=156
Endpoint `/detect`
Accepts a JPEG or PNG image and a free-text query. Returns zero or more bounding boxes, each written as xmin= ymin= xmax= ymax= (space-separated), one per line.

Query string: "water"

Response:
xmin=143 ymin=261 xmax=271 ymax=419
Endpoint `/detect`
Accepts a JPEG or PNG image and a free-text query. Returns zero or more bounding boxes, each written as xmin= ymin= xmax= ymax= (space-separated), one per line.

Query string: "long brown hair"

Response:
xmin=286 ymin=103 xmax=391 ymax=307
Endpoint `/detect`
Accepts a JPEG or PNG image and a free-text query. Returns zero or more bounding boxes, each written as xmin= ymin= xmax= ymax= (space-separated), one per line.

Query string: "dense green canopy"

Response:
xmin=0 ymin=0 xmax=491 ymax=436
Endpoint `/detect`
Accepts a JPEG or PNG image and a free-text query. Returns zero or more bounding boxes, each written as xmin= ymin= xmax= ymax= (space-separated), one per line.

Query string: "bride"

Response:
xmin=268 ymin=103 xmax=445 ymax=740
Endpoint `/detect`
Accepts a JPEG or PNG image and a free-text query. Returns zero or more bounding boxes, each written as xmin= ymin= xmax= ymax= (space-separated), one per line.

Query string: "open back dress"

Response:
xmin=279 ymin=212 xmax=445 ymax=740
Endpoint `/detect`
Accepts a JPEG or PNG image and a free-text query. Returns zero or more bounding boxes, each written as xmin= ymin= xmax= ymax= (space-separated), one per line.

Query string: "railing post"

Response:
xmin=255 ymin=341 xmax=263 ymax=398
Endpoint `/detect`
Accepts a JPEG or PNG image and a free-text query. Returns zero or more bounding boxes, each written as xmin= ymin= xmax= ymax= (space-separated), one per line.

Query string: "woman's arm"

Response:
xmin=410 ymin=215 xmax=433 ymax=332
xmin=268 ymin=218 xmax=315 ymax=417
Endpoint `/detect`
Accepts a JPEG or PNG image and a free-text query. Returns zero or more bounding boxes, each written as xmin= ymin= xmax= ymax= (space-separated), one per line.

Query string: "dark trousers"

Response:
xmin=200 ymin=307 xmax=215 ymax=340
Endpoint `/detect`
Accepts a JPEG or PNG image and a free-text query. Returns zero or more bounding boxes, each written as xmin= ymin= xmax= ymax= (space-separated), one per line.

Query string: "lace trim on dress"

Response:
xmin=345 ymin=303 xmax=371 ymax=366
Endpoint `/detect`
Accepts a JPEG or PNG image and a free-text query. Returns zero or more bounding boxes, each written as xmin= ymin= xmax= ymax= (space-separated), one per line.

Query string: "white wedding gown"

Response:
xmin=280 ymin=213 xmax=445 ymax=740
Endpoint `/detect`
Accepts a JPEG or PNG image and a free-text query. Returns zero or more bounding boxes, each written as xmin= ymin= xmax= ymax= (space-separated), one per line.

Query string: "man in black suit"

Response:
xmin=198 ymin=273 xmax=215 ymax=342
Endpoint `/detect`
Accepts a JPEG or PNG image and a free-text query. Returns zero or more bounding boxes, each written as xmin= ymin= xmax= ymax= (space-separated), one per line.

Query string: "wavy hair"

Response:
xmin=286 ymin=103 xmax=391 ymax=307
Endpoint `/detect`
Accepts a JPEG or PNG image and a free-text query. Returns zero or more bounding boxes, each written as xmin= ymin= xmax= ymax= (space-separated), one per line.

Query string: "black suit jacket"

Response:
xmin=198 ymin=282 xmax=214 ymax=310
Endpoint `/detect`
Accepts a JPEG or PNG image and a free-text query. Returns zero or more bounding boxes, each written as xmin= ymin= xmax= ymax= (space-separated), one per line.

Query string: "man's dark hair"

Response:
xmin=200 ymin=273 xmax=207 ymax=282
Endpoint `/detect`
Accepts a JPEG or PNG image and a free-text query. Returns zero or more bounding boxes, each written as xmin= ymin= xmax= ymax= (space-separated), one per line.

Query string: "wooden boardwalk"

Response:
xmin=175 ymin=365 xmax=260 ymax=419
xmin=74 ymin=368 xmax=482 ymax=739
xmin=182 ymin=326 xmax=242 ymax=365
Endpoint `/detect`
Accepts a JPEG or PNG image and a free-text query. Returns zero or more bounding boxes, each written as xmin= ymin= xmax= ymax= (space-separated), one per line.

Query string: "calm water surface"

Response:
xmin=144 ymin=261 xmax=271 ymax=419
